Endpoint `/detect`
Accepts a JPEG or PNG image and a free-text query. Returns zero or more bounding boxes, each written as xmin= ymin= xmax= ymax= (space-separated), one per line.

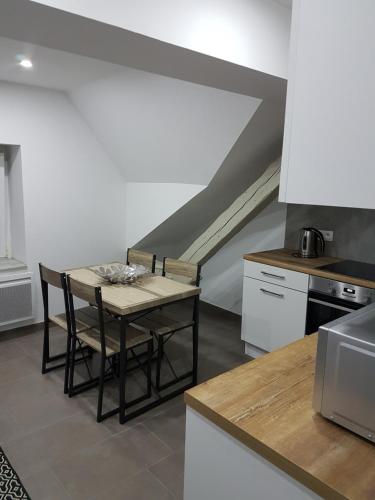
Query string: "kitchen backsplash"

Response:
xmin=285 ymin=204 xmax=375 ymax=264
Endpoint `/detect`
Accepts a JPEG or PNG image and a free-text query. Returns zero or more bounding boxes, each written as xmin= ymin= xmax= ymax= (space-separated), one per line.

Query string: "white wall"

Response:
xmin=201 ymin=199 xmax=287 ymax=314
xmin=126 ymin=182 xmax=205 ymax=248
xmin=70 ymin=68 xmax=260 ymax=184
xmin=0 ymin=81 xmax=126 ymax=323
xmin=32 ymin=0 xmax=291 ymax=78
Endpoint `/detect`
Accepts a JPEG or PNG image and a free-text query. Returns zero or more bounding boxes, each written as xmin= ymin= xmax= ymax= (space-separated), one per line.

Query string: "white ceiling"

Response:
xmin=273 ymin=0 xmax=292 ymax=7
xmin=0 ymin=36 xmax=125 ymax=91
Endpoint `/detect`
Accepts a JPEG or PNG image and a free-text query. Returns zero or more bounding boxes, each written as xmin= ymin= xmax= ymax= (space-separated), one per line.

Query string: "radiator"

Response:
xmin=0 ymin=275 xmax=33 ymax=326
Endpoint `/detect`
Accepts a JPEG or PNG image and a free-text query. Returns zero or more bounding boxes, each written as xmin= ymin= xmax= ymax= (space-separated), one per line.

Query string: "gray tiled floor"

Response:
xmin=0 ymin=303 xmax=248 ymax=499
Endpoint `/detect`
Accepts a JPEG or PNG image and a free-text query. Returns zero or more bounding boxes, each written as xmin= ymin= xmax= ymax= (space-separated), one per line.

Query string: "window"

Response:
xmin=0 ymin=145 xmax=27 ymax=267
xmin=0 ymin=150 xmax=8 ymax=258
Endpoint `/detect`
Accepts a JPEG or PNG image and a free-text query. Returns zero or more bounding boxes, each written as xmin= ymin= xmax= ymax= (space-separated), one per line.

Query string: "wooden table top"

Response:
xmin=185 ymin=335 xmax=375 ymax=500
xmin=68 ymin=265 xmax=200 ymax=316
xmin=244 ymin=248 xmax=375 ymax=289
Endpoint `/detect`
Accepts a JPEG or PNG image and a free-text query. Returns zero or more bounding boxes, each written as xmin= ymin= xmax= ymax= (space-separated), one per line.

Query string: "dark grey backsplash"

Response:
xmin=285 ymin=204 xmax=375 ymax=264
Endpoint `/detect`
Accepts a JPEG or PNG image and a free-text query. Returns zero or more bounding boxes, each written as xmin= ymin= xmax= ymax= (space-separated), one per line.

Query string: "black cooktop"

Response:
xmin=318 ymin=260 xmax=375 ymax=281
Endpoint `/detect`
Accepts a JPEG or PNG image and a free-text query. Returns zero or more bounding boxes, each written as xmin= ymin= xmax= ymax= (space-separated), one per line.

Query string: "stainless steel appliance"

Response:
xmin=297 ymin=227 xmax=325 ymax=258
xmin=306 ymin=275 xmax=375 ymax=334
xmin=313 ymin=303 xmax=375 ymax=442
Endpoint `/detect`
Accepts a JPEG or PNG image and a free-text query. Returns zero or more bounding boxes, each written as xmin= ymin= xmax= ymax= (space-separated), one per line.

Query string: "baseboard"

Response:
xmin=0 ymin=319 xmax=42 ymax=341
xmin=244 ymin=342 xmax=267 ymax=359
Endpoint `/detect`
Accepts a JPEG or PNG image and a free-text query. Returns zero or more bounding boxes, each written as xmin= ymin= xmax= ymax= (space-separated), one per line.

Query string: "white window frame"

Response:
xmin=0 ymin=152 xmax=10 ymax=258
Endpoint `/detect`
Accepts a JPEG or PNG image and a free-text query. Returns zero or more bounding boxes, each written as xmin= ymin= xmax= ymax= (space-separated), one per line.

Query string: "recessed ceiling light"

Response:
xmin=19 ymin=58 xmax=33 ymax=69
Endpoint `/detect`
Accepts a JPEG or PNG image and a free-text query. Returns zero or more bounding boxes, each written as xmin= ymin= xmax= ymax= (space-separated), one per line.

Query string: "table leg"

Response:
xmin=119 ymin=316 xmax=127 ymax=424
xmin=192 ymin=295 xmax=200 ymax=386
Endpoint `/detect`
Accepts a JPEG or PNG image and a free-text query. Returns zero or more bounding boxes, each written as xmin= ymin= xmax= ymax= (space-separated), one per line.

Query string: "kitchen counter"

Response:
xmin=244 ymin=248 xmax=375 ymax=289
xmin=185 ymin=334 xmax=375 ymax=500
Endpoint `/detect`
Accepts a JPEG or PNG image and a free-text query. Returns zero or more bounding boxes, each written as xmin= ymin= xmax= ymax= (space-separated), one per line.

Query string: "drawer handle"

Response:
xmin=260 ymin=288 xmax=284 ymax=298
xmin=261 ymin=271 xmax=285 ymax=280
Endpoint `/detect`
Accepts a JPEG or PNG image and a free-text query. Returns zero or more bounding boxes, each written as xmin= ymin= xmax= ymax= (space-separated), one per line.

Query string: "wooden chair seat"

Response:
xmin=77 ymin=322 xmax=152 ymax=357
xmin=49 ymin=307 xmax=111 ymax=333
xmin=132 ymin=311 xmax=194 ymax=337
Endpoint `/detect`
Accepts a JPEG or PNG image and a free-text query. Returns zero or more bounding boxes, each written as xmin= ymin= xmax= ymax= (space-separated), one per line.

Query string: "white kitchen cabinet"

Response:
xmin=241 ymin=262 xmax=308 ymax=356
xmin=184 ymin=408 xmax=320 ymax=500
xmin=279 ymin=0 xmax=375 ymax=209
xmin=244 ymin=260 xmax=309 ymax=293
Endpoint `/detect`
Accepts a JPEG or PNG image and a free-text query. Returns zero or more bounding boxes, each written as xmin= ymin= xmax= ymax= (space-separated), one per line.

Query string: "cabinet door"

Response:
xmin=241 ymin=277 xmax=307 ymax=352
xmin=280 ymin=0 xmax=375 ymax=209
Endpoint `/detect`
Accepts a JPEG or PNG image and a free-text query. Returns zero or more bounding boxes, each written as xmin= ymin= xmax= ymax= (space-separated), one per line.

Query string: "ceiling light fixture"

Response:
xmin=19 ymin=58 xmax=33 ymax=69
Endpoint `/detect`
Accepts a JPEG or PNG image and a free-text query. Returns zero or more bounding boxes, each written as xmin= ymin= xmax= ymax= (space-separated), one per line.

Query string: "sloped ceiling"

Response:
xmin=0 ymin=35 xmax=260 ymax=186
xmin=0 ymin=0 xmax=287 ymax=101
xmin=31 ymin=0 xmax=291 ymax=79
xmin=0 ymin=0 xmax=290 ymax=254
xmin=70 ymin=68 xmax=260 ymax=184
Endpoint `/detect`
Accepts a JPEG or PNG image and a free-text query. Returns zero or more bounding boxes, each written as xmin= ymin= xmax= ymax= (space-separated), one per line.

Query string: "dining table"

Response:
xmin=67 ymin=263 xmax=201 ymax=424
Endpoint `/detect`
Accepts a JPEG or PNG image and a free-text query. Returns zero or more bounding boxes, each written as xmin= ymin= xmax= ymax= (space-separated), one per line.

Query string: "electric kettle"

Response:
xmin=297 ymin=227 xmax=325 ymax=258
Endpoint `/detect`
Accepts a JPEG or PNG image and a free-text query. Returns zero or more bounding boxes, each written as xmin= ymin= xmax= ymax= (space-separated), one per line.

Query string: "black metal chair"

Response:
xmin=39 ymin=263 xmax=98 ymax=393
xmin=67 ymin=276 xmax=153 ymax=422
xmin=131 ymin=257 xmax=201 ymax=390
xmin=126 ymin=248 xmax=156 ymax=273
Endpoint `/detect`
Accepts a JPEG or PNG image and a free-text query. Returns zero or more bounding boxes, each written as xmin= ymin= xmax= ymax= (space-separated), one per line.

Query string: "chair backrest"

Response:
xmin=67 ymin=276 xmax=98 ymax=305
xmin=39 ymin=263 xmax=65 ymax=289
xmin=66 ymin=275 xmax=107 ymax=353
xmin=39 ymin=263 xmax=69 ymax=322
xmin=162 ymin=257 xmax=201 ymax=287
xmin=127 ymin=248 xmax=156 ymax=273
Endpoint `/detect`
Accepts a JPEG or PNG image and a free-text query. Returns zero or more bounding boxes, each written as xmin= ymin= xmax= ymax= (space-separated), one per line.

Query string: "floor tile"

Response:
xmin=143 ymin=403 xmax=186 ymax=452
xmin=0 ymin=301 xmax=248 ymax=500
xmin=0 ymin=410 xmax=27 ymax=445
xmin=21 ymin=466 xmax=72 ymax=500
xmin=18 ymin=326 xmax=68 ymax=361
xmin=4 ymin=391 xmax=84 ymax=444
xmin=0 ymin=353 xmax=39 ymax=384
xmin=52 ymin=424 xmax=171 ymax=500
xmin=149 ymin=450 xmax=185 ymax=499
xmin=3 ymin=412 xmax=112 ymax=478
xmin=92 ymin=469 xmax=175 ymax=500
xmin=0 ymin=372 xmax=57 ymax=407
xmin=0 ymin=338 xmax=26 ymax=362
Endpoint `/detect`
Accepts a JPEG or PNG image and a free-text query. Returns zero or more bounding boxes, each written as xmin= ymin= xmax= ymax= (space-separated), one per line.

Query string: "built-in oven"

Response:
xmin=306 ymin=276 xmax=375 ymax=335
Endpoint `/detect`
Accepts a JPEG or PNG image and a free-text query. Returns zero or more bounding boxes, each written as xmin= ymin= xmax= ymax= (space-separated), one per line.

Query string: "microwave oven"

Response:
xmin=313 ymin=303 xmax=375 ymax=442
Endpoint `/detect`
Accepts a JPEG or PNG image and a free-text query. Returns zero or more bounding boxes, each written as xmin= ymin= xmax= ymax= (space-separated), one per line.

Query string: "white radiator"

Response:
xmin=0 ymin=273 xmax=32 ymax=326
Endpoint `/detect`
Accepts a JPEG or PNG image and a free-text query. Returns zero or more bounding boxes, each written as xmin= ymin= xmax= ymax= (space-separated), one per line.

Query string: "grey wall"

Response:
xmin=201 ymin=198 xmax=286 ymax=314
xmin=285 ymin=204 xmax=375 ymax=264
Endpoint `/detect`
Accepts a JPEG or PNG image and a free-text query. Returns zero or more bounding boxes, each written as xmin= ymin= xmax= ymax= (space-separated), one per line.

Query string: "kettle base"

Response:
xmin=293 ymin=252 xmax=320 ymax=259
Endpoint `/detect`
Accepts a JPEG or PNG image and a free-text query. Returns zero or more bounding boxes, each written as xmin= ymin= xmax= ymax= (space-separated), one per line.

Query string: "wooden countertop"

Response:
xmin=185 ymin=335 xmax=375 ymax=500
xmin=244 ymin=248 xmax=375 ymax=289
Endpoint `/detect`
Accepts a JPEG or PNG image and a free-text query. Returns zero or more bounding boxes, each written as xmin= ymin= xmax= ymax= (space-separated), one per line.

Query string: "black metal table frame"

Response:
xmin=74 ymin=292 xmax=200 ymax=424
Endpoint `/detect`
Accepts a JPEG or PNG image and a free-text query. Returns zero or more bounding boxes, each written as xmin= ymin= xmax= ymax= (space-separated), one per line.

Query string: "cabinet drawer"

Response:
xmin=243 ymin=260 xmax=308 ymax=293
xmin=241 ymin=277 xmax=307 ymax=352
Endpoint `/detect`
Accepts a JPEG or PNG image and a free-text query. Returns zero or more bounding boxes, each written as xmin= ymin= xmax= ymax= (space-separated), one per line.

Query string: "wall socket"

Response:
xmin=319 ymin=229 xmax=334 ymax=242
